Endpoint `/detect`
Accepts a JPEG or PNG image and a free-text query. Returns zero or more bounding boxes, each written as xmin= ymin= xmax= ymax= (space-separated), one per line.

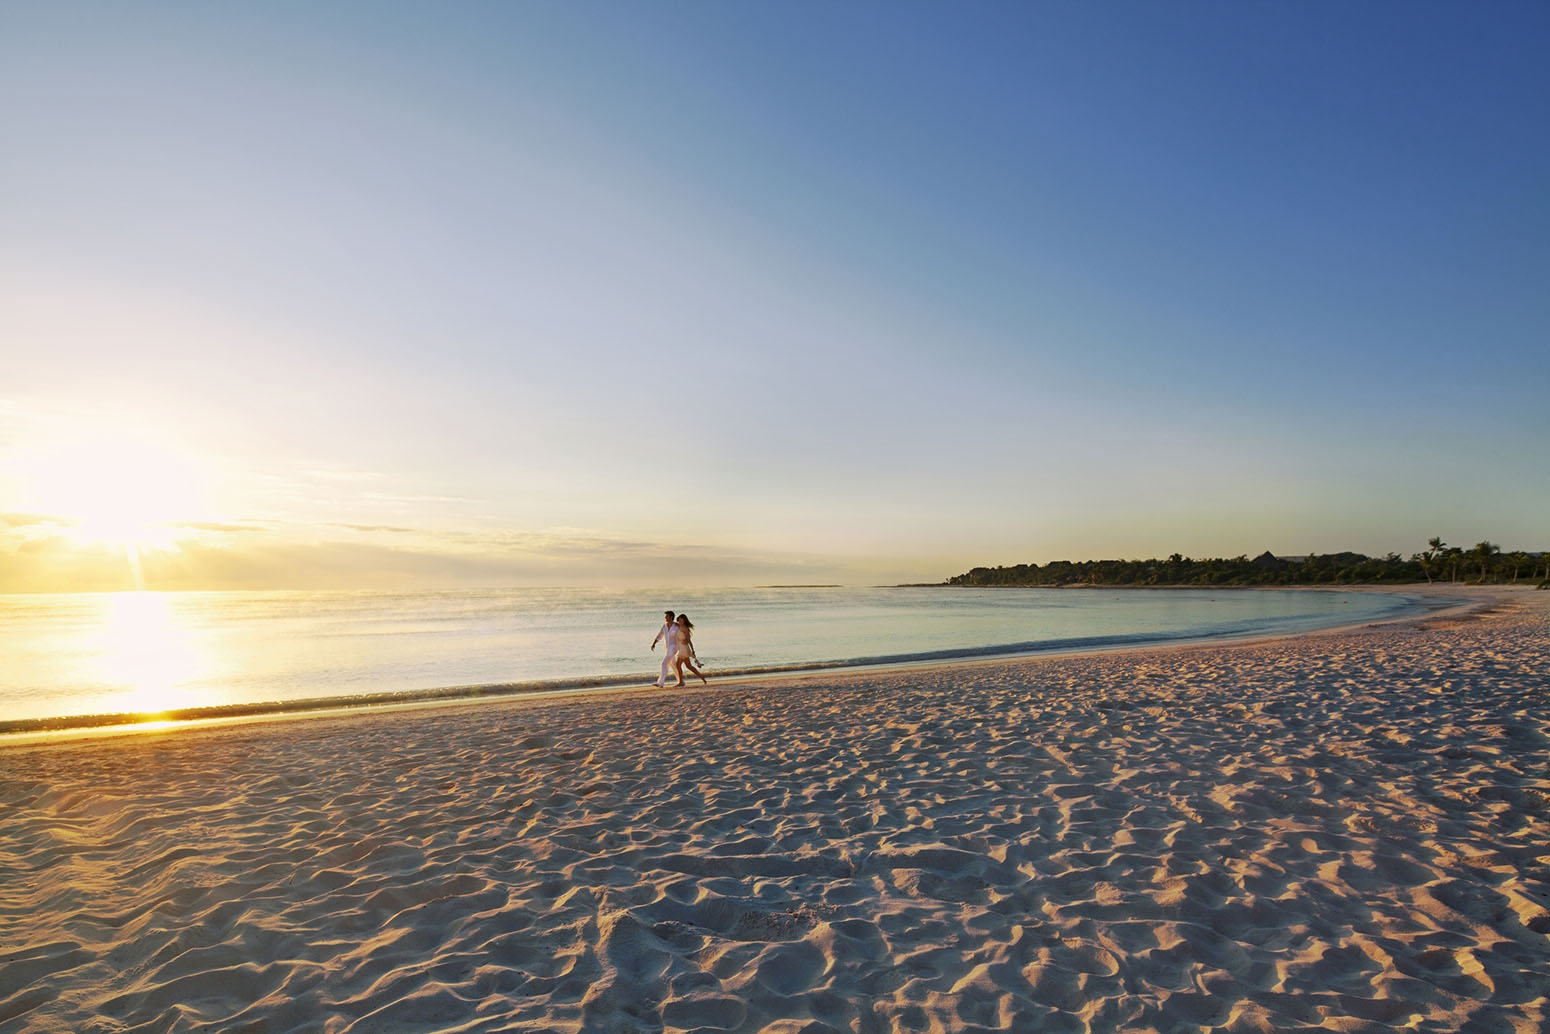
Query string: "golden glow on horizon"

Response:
xmin=93 ymin=592 xmax=204 ymax=716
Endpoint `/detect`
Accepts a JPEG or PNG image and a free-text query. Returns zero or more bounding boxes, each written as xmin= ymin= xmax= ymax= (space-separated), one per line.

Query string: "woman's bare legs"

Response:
xmin=682 ymin=657 xmax=708 ymax=685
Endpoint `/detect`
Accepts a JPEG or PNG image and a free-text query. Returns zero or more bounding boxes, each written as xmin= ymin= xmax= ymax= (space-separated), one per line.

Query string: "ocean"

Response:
xmin=0 ymin=585 xmax=1429 ymax=729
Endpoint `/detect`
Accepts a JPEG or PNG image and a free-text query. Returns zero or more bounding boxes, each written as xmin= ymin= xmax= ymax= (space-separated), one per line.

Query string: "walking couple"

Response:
xmin=651 ymin=610 xmax=707 ymax=688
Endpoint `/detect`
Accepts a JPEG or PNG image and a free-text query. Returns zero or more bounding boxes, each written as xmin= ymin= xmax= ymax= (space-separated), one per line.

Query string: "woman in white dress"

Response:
xmin=671 ymin=613 xmax=708 ymax=687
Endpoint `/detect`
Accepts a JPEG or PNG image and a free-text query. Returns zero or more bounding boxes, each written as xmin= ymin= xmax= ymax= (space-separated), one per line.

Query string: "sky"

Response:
xmin=2 ymin=2 xmax=1547 ymax=592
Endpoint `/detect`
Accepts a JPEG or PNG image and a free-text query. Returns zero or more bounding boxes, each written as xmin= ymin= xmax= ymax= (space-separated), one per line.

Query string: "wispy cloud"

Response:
xmin=168 ymin=520 xmax=275 ymax=534
xmin=298 ymin=469 xmax=388 ymax=483
xmin=0 ymin=517 xmax=848 ymax=592
xmin=0 ymin=512 xmax=73 ymax=529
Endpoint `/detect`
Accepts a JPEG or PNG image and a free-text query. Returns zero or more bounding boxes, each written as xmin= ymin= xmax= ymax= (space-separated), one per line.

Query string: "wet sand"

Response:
xmin=2 ymin=586 xmax=1547 ymax=1033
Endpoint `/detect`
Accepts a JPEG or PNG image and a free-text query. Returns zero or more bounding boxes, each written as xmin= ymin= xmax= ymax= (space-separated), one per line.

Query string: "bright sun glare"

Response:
xmin=95 ymin=591 xmax=204 ymax=716
xmin=18 ymin=429 xmax=203 ymax=553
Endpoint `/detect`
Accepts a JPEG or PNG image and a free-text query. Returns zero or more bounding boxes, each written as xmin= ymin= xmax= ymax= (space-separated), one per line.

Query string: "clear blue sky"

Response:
xmin=2 ymin=2 xmax=1546 ymax=589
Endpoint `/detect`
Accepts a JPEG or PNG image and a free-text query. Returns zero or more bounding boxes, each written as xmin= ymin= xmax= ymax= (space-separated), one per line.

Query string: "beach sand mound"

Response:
xmin=3 ymin=590 xmax=1547 ymax=1033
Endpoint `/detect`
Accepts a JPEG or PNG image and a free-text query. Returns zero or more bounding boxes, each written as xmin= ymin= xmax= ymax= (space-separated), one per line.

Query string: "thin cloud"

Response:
xmin=169 ymin=520 xmax=274 ymax=534
xmin=1 ymin=512 xmax=74 ymax=528
xmin=0 ymin=511 xmax=849 ymax=591
xmin=358 ymin=494 xmax=473 ymax=505
xmin=448 ymin=527 xmax=841 ymax=573
xmin=299 ymin=469 xmax=388 ymax=483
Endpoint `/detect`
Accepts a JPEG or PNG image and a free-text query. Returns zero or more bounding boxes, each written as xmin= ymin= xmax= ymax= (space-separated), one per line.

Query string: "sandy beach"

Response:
xmin=2 ymin=587 xmax=1547 ymax=1033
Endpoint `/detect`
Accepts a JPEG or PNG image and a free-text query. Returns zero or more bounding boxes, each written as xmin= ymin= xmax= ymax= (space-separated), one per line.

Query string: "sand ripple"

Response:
xmin=2 ymin=588 xmax=1547 ymax=1032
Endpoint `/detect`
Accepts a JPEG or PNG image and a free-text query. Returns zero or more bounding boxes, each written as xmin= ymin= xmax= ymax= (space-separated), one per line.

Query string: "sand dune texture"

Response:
xmin=3 ymin=589 xmax=1548 ymax=1034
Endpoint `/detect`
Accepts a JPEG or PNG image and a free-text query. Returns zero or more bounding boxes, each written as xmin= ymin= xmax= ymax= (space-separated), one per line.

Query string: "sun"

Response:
xmin=16 ymin=428 xmax=204 ymax=553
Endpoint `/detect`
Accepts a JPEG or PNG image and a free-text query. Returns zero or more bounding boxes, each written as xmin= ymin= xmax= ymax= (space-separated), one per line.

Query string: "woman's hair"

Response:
xmin=676 ymin=613 xmax=693 ymax=630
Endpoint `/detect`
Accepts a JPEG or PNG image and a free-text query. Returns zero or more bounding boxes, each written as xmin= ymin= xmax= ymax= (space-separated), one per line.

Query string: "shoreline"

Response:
xmin=3 ymin=583 xmax=1545 ymax=1032
xmin=0 ymin=584 xmax=1492 ymax=748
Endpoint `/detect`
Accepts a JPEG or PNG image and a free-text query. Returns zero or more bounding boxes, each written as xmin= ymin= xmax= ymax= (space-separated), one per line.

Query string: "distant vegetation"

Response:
xmin=947 ymin=539 xmax=1549 ymax=588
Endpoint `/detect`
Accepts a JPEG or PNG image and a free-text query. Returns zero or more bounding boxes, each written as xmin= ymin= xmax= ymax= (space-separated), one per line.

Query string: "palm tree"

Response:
xmin=1471 ymin=541 xmax=1500 ymax=583
xmin=1418 ymin=536 xmax=1445 ymax=584
xmin=1505 ymin=551 xmax=1530 ymax=583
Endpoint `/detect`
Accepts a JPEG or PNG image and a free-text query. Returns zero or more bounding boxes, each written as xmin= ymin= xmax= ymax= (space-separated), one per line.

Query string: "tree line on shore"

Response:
xmin=947 ymin=539 xmax=1549 ymax=588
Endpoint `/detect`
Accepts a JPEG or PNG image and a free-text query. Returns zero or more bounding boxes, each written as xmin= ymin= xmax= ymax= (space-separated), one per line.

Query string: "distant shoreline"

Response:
xmin=901 ymin=581 xmax=1443 ymax=589
xmin=941 ymin=547 xmax=1548 ymax=589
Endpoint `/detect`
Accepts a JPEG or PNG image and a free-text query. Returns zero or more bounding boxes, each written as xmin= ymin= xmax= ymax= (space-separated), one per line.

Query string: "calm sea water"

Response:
xmin=0 ymin=586 xmax=1427 ymax=726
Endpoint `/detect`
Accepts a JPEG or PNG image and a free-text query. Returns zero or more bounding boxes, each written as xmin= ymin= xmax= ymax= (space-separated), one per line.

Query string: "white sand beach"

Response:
xmin=2 ymin=587 xmax=1547 ymax=1033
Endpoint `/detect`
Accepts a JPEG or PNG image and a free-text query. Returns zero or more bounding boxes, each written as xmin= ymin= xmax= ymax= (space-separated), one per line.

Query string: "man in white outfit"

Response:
xmin=650 ymin=610 xmax=678 ymax=687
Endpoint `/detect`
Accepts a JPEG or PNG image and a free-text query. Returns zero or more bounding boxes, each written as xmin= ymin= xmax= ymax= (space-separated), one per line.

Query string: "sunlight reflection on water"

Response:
xmin=93 ymin=592 xmax=205 ymax=715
